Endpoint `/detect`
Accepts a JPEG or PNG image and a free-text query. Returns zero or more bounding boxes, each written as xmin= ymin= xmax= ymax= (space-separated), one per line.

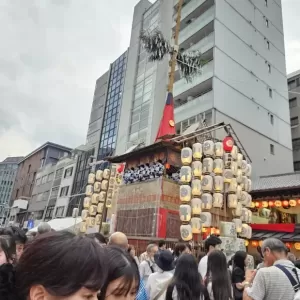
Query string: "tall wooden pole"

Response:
xmin=167 ymin=0 xmax=184 ymax=93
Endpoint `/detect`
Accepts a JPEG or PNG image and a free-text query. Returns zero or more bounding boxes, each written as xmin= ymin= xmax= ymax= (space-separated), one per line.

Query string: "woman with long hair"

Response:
xmin=0 ymin=231 xmax=107 ymax=300
xmin=231 ymin=251 xmax=247 ymax=300
xmin=166 ymin=254 xmax=209 ymax=300
xmin=98 ymin=246 xmax=140 ymax=300
xmin=173 ymin=242 xmax=191 ymax=261
xmin=205 ymin=250 xmax=233 ymax=300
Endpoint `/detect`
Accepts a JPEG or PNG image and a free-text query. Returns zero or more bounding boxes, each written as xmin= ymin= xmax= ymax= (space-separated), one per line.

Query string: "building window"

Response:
xmin=266 ymin=40 xmax=270 ymax=50
xmin=270 ymin=144 xmax=274 ymax=155
xmin=291 ymin=117 xmax=299 ymax=127
xmin=270 ymin=114 xmax=274 ymax=125
xmin=55 ymin=168 xmax=64 ymax=179
xmin=36 ymin=178 xmax=41 ymax=186
xmin=41 ymin=175 xmax=47 ymax=184
xmin=56 ymin=206 xmax=65 ymax=217
xmin=294 ymin=161 xmax=300 ymax=171
xmin=48 ymin=172 xmax=54 ymax=182
xmin=265 ymin=18 xmax=269 ymax=27
xmin=292 ymin=138 xmax=300 ymax=150
xmin=50 ymin=187 xmax=59 ymax=199
xmin=267 ymin=63 xmax=271 ymax=73
xmin=64 ymin=167 xmax=73 ymax=178
xmin=44 ymin=206 xmax=54 ymax=221
xmin=290 ymin=98 xmax=297 ymax=108
xmin=269 ymin=88 xmax=272 ymax=98
xmin=60 ymin=186 xmax=69 ymax=197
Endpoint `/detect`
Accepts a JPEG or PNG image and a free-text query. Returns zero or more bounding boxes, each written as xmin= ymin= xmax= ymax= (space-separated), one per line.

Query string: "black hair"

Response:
xmin=174 ymin=242 xmax=189 ymax=257
xmin=158 ymin=240 xmax=166 ymax=248
xmin=0 ymin=237 xmax=10 ymax=263
xmin=295 ymin=260 xmax=300 ymax=270
xmin=233 ymin=251 xmax=247 ymax=270
xmin=0 ymin=227 xmax=27 ymax=245
xmin=15 ymin=231 xmax=107 ymax=300
xmin=204 ymin=235 xmax=221 ymax=252
xmin=206 ymin=250 xmax=233 ymax=300
xmin=86 ymin=232 xmax=107 ymax=245
xmin=197 ymin=252 xmax=206 ymax=264
xmin=166 ymin=254 xmax=208 ymax=300
xmin=98 ymin=246 xmax=140 ymax=300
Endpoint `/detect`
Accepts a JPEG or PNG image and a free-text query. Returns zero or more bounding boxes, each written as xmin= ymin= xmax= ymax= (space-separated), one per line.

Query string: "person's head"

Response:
xmin=233 ymin=251 xmax=247 ymax=270
xmin=146 ymin=243 xmax=159 ymax=261
xmin=15 ymin=231 xmax=107 ymax=300
xmin=207 ymin=250 xmax=232 ymax=300
xmin=128 ymin=245 xmax=136 ymax=258
xmin=288 ymin=252 xmax=296 ymax=263
xmin=204 ymin=235 xmax=222 ymax=254
xmin=0 ymin=237 xmax=10 ymax=265
xmin=158 ymin=240 xmax=166 ymax=250
xmin=174 ymin=242 xmax=190 ymax=257
xmin=87 ymin=232 xmax=107 ymax=247
xmin=98 ymin=246 xmax=140 ymax=300
xmin=37 ymin=222 xmax=52 ymax=235
xmin=261 ymin=238 xmax=288 ymax=267
xmin=172 ymin=254 xmax=205 ymax=299
xmin=108 ymin=232 xmax=129 ymax=250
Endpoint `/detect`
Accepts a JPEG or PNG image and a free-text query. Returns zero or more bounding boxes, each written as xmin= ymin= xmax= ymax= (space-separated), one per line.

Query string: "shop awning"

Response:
xmin=251 ymin=230 xmax=300 ymax=242
xmin=29 ymin=217 xmax=82 ymax=232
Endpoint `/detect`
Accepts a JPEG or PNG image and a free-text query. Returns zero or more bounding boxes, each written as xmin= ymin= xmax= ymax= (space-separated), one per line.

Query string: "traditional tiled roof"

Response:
xmin=252 ymin=172 xmax=300 ymax=192
xmin=252 ymin=230 xmax=300 ymax=242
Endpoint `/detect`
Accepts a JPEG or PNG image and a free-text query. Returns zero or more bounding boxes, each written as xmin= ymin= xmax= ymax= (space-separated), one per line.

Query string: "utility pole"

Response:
xmin=167 ymin=0 xmax=184 ymax=93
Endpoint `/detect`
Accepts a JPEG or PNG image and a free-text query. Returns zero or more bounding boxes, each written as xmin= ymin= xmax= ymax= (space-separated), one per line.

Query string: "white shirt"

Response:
xmin=139 ymin=260 xmax=158 ymax=285
xmin=146 ymin=270 xmax=173 ymax=300
xmin=198 ymin=255 xmax=208 ymax=279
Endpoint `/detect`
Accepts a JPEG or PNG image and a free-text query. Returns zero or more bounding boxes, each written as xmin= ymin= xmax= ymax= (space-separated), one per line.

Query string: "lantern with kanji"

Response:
xmin=88 ymin=173 xmax=96 ymax=185
xmin=213 ymin=158 xmax=224 ymax=175
xmin=91 ymin=193 xmax=100 ymax=204
xmin=192 ymin=143 xmax=202 ymax=160
xmin=203 ymin=140 xmax=214 ymax=157
xmin=202 ymin=175 xmax=213 ymax=192
xmin=192 ymin=161 xmax=202 ymax=177
xmin=85 ymin=185 xmax=93 ymax=197
xmin=201 ymin=193 xmax=213 ymax=210
xmin=96 ymin=170 xmax=103 ymax=181
xmin=191 ymin=217 xmax=202 ymax=234
xmin=228 ymin=194 xmax=238 ymax=209
xmin=103 ymin=169 xmax=111 ymax=180
xmin=214 ymin=176 xmax=224 ymax=193
xmin=228 ymin=178 xmax=237 ymax=193
xmin=94 ymin=182 xmax=101 ymax=193
xmin=232 ymin=202 xmax=242 ymax=217
xmin=223 ymin=168 xmax=233 ymax=184
xmin=191 ymin=179 xmax=202 ymax=197
xmin=214 ymin=142 xmax=224 ymax=158
xmin=191 ymin=198 xmax=202 ymax=215
xmin=180 ymin=224 xmax=193 ymax=241
xmin=179 ymin=205 xmax=192 ymax=222
xmin=200 ymin=212 xmax=212 ymax=227
xmin=180 ymin=166 xmax=192 ymax=183
xmin=213 ymin=193 xmax=224 ymax=208
xmin=180 ymin=185 xmax=191 ymax=202
xmin=203 ymin=157 xmax=213 ymax=174
xmin=83 ymin=197 xmax=91 ymax=208
xmin=181 ymin=147 xmax=193 ymax=165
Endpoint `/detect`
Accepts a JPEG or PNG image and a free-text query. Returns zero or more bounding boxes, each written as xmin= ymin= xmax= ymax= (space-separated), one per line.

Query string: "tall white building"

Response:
xmin=116 ymin=0 xmax=292 ymax=178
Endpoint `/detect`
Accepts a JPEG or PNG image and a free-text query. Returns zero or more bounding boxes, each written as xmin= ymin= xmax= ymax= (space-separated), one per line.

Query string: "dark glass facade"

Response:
xmin=98 ymin=51 xmax=128 ymax=159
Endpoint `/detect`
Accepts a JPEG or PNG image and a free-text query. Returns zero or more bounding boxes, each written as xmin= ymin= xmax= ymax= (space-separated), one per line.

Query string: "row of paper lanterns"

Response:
xmin=80 ymin=169 xmax=111 ymax=233
xmin=246 ymin=240 xmax=300 ymax=250
xmin=252 ymin=199 xmax=300 ymax=208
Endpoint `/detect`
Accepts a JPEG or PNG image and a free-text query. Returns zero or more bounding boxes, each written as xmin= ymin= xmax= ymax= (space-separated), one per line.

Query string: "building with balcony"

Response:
xmin=0 ymin=157 xmax=23 ymax=224
xmin=9 ymin=142 xmax=71 ymax=226
xmin=288 ymin=70 xmax=300 ymax=171
xmin=116 ymin=0 xmax=292 ymax=178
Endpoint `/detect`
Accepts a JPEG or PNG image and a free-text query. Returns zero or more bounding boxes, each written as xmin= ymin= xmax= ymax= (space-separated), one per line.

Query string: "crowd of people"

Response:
xmin=1 ymin=225 xmax=300 ymax=300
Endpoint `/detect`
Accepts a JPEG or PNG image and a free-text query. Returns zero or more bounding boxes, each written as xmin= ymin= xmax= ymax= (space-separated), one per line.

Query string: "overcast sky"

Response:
xmin=0 ymin=0 xmax=299 ymax=161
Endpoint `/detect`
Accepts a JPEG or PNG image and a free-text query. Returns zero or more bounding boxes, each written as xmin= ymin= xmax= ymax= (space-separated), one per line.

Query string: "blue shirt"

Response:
xmin=136 ymin=278 xmax=148 ymax=300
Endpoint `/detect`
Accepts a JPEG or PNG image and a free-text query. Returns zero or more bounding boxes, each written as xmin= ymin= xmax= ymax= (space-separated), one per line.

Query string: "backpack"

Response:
xmin=276 ymin=264 xmax=300 ymax=300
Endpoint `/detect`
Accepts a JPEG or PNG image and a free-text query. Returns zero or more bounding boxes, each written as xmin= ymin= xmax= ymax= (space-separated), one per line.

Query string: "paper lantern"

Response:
xmin=179 ymin=205 xmax=192 ymax=222
xmin=241 ymin=208 xmax=250 ymax=223
xmin=99 ymin=191 xmax=107 ymax=202
xmin=295 ymin=243 xmax=300 ymax=250
xmin=231 ymin=145 xmax=238 ymax=160
xmin=95 ymin=214 xmax=102 ymax=225
xmin=191 ymin=217 xmax=202 ymax=234
xmin=232 ymin=202 xmax=242 ymax=217
xmin=91 ymin=193 xmax=100 ymax=204
xmin=202 ymin=158 xmax=213 ymax=174
xmin=181 ymin=147 xmax=193 ymax=165
xmin=101 ymin=180 xmax=109 ymax=191
xmin=214 ymin=142 xmax=224 ymax=158
xmin=97 ymin=203 xmax=104 ymax=214
xmin=255 ymin=202 xmax=260 ymax=208
xmin=94 ymin=182 xmax=101 ymax=193
xmin=192 ymin=179 xmax=202 ymax=197
xmin=86 ymin=217 xmax=96 ymax=227
xmin=237 ymin=153 xmax=243 ymax=168
xmin=192 ymin=143 xmax=202 ymax=160
xmin=202 ymin=175 xmax=213 ymax=192
xmin=224 ymin=153 xmax=232 ymax=169
xmin=228 ymin=194 xmax=238 ymax=209
xmin=200 ymin=212 xmax=212 ymax=227
xmin=81 ymin=209 xmax=89 ymax=221
xmin=96 ymin=170 xmax=103 ymax=181
xmin=246 ymin=194 xmax=252 ymax=208
xmin=214 ymin=176 xmax=224 ymax=193
xmin=103 ymin=169 xmax=111 ymax=180
xmin=245 ymin=240 xmax=249 ymax=247
xmin=192 ymin=161 xmax=202 ymax=177
xmin=79 ymin=222 xmax=87 ymax=233
xmin=88 ymin=173 xmax=96 ymax=184
xmin=282 ymin=200 xmax=289 ymax=207
xmin=247 ymin=210 xmax=252 ymax=223
xmin=220 ymin=221 xmax=237 ymax=238
xmin=180 ymin=224 xmax=193 ymax=241
xmin=191 ymin=198 xmax=202 ymax=215
xmin=236 ymin=169 xmax=243 ymax=184
xmin=213 ymin=193 xmax=224 ymax=208
xmin=268 ymin=201 xmax=274 ymax=207
xmin=246 ymin=164 xmax=252 ymax=177
xmin=286 ymin=242 xmax=291 ymax=249
xmin=223 ymin=136 xmax=234 ymax=152
xmin=241 ymin=176 xmax=249 ymax=191
xmin=241 ymin=160 xmax=248 ymax=175
xmin=251 ymin=241 xmax=258 ymax=247
xmin=231 ymin=161 xmax=238 ymax=176
xmin=228 ymin=178 xmax=237 ymax=193
xmin=180 ymin=166 xmax=192 ymax=183
xmin=233 ymin=218 xmax=242 ymax=233
xmin=213 ymin=158 xmax=224 ymax=175
xmin=201 ymin=193 xmax=213 ymax=210
xmin=290 ymin=200 xmax=297 ymax=207
xmin=275 ymin=200 xmax=282 ymax=207
xmin=85 ymin=185 xmax=93 ymax=197
xmin=261 ymin=201 xmax=269 ymax=208
xmin=236 ymin=185 xmax=242 ymax=200
xmin=251 ymin=202 xmax=255 ymax=208
xmin=180 ymin=185 xmax=191 ymax=202
xmin=240 ymin=191 xmax=249 ymax=206
xmin=89 ymin=205 xmax=97 ymax=216
xmin=247 ymin=179 xmax=252 ymax=192
xmin=223 ymin=168 xmax=233 ymax=183
xmin=240 ymin=224 xmax=252 ymax=239
xmin=83 ymin=197 xmax=91 ymax=208
xmin=203 ymin=140 xmax=214 ymax=157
